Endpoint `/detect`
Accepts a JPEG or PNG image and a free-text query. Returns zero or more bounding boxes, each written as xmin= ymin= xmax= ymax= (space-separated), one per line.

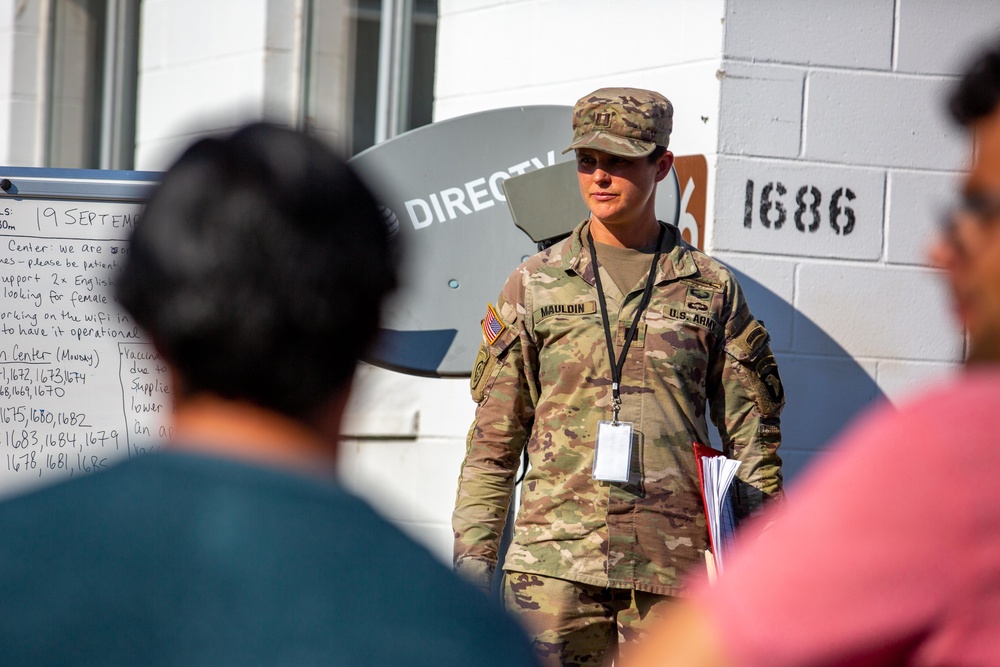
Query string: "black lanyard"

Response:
xmin=587 ymin=222 xmax=666 ymax=424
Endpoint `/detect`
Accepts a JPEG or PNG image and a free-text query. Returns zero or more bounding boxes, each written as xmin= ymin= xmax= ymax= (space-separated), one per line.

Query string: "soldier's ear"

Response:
xmin=654 ymin=151 xmax=674 ymax=183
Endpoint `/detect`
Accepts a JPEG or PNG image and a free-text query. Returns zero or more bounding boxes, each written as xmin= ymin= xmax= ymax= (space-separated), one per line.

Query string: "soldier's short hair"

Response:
xmin=116 ymin=123 xmax=397 ymax=419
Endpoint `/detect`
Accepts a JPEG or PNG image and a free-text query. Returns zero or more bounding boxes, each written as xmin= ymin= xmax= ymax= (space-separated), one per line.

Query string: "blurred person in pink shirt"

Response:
xmin=629 ymin=40 xmax=1000 ymax=667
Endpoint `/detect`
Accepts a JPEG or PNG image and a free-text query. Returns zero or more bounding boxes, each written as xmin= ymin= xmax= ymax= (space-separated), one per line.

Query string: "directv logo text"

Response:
xmin=404 ymin=151 xmax=557 ymax=229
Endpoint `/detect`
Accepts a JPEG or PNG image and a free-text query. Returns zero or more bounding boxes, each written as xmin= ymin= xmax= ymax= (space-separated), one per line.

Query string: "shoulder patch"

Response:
xmin=482 ymin=303 xmax=507 ymax=345
xmin=729 ymin=317 xmax=768 ymax=360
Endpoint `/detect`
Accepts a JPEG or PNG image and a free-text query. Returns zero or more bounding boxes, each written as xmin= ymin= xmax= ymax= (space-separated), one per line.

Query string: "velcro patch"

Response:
xmin=730 ymin=319 xmax=768 ymax=360
xmin=471 ymin=344 xmax=497 ymax=403
xmin=535 ymin=301 xmax=598 ymax=320
xmin=755 ymin=354 xmax=784 ymax=404
xmin=482 ymin=303 xmax=506 ymax=345
xmin=681 ymin=278 xmax=723 ymax=293
xmin=666 ymin=306 xmax=722 ymax=337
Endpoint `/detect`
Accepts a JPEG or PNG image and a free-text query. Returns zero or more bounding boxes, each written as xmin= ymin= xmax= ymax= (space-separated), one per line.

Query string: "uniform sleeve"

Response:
xmin=452 ymin=271 xmax=537 ymax=592
xmin=707 ymin=279 xmax=784 ymax=500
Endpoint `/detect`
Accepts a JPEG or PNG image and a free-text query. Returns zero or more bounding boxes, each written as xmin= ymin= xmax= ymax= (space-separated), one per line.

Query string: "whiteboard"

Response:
xmin=0 ymin=167 xmax=166 ymax=498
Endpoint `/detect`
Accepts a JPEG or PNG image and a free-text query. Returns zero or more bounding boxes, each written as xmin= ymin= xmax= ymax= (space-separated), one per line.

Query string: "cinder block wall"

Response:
xmin=710 ymin=0 xmax=1000 ymax=476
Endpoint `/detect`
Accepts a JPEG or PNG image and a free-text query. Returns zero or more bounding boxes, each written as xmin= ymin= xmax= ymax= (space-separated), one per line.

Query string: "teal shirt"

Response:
xmin=0 ymin=451 xmax=537 ymax=666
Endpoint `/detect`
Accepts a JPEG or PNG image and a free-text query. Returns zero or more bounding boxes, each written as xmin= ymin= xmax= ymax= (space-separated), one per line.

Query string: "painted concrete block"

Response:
xmin=793 ymin=263 xmax=963 ymax=361
xmin=343 ymin=365 xmax=476 ymax=439
xmin=137 ymin=58 xmax=265 ymax=148
xmin=135 ymin=135 xmax=196 ymax=172
xmin=7 ymin=32 xmax=38 ymax=97
xmin=1 ymin=98 xmax=38 ymax=166
xmin=875 ymin=359 xmax=961 ymax=405
xmin=401 ymin=438 xmax=467 ymax=530
xmin=885 ymin=170 xmax=961 ymax=266
xmin=265 ymin=0 xmax=297 ymax=51
xmin=158 ymin=0 xmax=266 ymax=66
xmin=418 ymin=377 xmax=478 ymax=439
xmin=163 ymin=3 xmax=221 ymax=65
xmin=779 ymin=448 xmax=825 ymax=488
xmin=343 ymin=364 xmax=420 ymax=438
xmin=440 ymin=0 xmax=519 ymax=15
xmin=9 ymin=0 xmax=41 ymax=30
xmin=897 ymin=0 xmax=1000 ymax=75
xmin=718 ymin=62 xmax=803 ymax=158
xmin=436 ymin=0 xmax=723 ymax=97
xmin=708 ymin=351 xmax=881 ymax=484
xmin=0 ymin=98 xmax=11 ymax=163
xmin=139 ymin=1 xmax=169 ymax=71
xmin=262 ymin=51 xmax=295 ymax=123
xmin=804 ymin=70 xmax=964 ymax=170
xmin=779 ymin=359 xmax=958 ymax=488
xmin=338 ymin=437 xmax=466 ymax=533
xmin=337 ymin=440 xmax=412 ymax=523
xmin=724 ymin=0 xmax=895 ymax=69
xmin=0 ymin=1 xmax=16 ymax=32
xmin=714 ymin=157 xmax=885 ymax=260
xmin=434 ymin=4 xmax=538 ymax=95
xmin=712 ymin=252 xmax=796 ymax=352
xmin=0 ymin=5 xmax=12 ymax=33
xmin=0 ymin=31 xmax=13 ymax=98
xmin=777 ymin=353 xmax=882 ymax=453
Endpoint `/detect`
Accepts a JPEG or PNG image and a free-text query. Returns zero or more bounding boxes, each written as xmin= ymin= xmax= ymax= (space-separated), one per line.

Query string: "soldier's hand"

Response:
xmin=454 ymin=558 xmax=496 ymax=597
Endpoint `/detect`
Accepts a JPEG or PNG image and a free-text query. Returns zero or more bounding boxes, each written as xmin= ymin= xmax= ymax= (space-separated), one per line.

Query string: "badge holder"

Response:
xmin=592 ymin=395 xmax=632 ymax=482
xmin=586 ymin=224 xmax=663 ymax=485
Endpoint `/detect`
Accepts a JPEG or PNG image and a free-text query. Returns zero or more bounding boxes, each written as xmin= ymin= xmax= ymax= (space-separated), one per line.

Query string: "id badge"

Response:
xmin=592 ymin=420 xmax=633 ymax=482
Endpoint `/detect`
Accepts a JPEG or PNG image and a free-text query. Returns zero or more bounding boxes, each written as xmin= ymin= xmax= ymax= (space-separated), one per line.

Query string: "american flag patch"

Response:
xmin=482 ymin=303 xmax=506 ymax=345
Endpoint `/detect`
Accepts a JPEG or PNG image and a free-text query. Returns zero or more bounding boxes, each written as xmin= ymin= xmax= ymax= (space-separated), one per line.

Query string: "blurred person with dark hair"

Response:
xmin=629 ymin=41 xmax=1000 ymax=667
xmin=0 ymin=123 xmax=537 ymax=666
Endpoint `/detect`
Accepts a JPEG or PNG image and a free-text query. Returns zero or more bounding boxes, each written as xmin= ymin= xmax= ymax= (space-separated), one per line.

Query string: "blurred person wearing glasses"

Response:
xmin=628 ymin=41 xmax=1000 ymax=667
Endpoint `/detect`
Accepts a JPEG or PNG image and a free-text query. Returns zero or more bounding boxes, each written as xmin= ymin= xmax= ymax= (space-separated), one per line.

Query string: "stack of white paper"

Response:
xmin=700 ymin=455 xmax=741 ymax=574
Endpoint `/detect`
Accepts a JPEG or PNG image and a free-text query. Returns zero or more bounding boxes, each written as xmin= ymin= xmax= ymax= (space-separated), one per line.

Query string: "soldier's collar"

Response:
xmin=564 ymin=220 xmax=697 ymax=284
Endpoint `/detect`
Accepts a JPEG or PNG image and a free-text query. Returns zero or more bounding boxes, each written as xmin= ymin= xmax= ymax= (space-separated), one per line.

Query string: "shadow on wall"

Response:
xmin=716 ymin=268 xmax=888 ymax=486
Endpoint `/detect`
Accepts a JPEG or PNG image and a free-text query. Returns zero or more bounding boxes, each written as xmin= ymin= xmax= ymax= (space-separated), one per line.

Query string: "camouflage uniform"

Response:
xmin=453 ymin=220 xmax=784 ymax=596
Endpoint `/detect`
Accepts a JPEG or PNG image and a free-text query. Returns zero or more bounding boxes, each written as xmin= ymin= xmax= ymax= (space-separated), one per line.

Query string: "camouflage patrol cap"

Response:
xmin=562 ymin=87 xmax=673 ymax=158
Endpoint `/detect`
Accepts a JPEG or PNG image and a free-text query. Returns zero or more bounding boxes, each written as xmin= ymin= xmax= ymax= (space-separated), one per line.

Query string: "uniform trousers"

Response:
xmin=503 ymin=571 xmax=675 ymax=667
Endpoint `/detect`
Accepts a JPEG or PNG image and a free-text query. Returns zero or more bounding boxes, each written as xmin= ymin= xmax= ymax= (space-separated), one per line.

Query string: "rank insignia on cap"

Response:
xmin=482 ymin=303 xmax=506 ymax=345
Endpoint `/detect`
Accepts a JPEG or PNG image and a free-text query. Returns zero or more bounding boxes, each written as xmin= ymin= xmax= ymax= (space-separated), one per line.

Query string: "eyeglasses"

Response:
xmin=940 ymin=191 xmax=1000 ymax=248
xmin=944 ymin=191 xmax=1000 ymax=226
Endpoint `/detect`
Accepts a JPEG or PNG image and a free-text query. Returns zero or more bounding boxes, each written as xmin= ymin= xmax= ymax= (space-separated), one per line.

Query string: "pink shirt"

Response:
xmin=697 ymin=370 xmax=1000 ymax=666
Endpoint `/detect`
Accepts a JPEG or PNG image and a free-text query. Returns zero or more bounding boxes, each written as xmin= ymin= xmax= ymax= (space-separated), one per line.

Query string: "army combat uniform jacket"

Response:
xmin=453 ymin=220 xmax=784 ymax=596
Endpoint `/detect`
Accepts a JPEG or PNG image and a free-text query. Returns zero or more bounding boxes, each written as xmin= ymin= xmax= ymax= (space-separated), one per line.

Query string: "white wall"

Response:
xmin=0 ymin=0 xmax=44 ymax=166
xmin=135 ymin=0 xmax=306 ymax=170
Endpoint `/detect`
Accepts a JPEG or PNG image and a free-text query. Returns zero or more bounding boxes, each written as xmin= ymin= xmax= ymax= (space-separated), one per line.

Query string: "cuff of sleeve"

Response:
xmin=454 ymin=558 xmax=496 ymax=595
